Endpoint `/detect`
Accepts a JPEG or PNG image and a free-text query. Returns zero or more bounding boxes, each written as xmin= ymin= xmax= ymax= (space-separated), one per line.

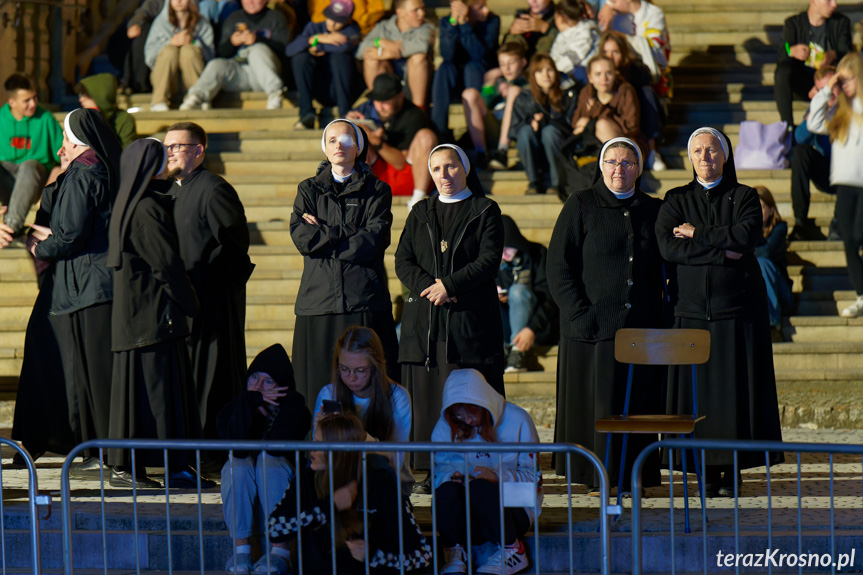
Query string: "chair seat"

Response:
xmin=595 ymin=414 xmax=706 ymax=435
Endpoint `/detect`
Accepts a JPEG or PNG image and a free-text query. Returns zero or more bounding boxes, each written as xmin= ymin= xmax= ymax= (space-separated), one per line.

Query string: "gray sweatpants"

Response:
xmin=0 ymin=159 xmax=47 ymax=232
xmin=188 ymin=43 xmax=283 ymax=102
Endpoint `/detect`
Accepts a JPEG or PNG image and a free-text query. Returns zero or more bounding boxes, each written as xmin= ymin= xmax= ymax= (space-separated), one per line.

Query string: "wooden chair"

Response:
xmin=595 ymin=328 xmax=710 ymax=532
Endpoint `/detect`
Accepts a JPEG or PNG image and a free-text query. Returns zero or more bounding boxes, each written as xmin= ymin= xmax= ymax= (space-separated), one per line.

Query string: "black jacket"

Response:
xmin=36 ymin=150 xmax=114 ymax=314
xmin=655 ymin=178 xmax=764 ymax=321
xmin=497 ymin=216 xmax=559 ymax=345
xmin=111 ymin=192 xmax=199 ymax=351
xmin=268 ymin=453 xmax=432 ymax=571
xmin=548 ymin=181 xmax=664 ymax=342
xmin=216 ymin=387 xmax=311 ymax=458
xmin=395 ymin=193 xmax=504 ymax=365
xmin=509 ymin=88 xmax=577 ymax=142
xmin=778 ymin=11 xmax=852 ymax=65
xmin=291 ymin=161 xmax=393 ymax=315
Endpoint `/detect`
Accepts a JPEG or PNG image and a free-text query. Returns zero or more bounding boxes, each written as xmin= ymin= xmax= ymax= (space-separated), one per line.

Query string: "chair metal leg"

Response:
xmin=615 ymin=433 xmax=630 ymax=510
xmin=690 ymin=444 xmax=708 ymax=526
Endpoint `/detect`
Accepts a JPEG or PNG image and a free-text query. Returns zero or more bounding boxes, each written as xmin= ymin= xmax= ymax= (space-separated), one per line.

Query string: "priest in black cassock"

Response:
xmin=106 ymin=138 xmax=211 ymax=489
xmin=163 ymin=122 xmax=253 ymax=442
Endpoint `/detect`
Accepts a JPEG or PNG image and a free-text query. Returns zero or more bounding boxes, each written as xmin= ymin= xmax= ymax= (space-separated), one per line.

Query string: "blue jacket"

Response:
xmin=285 ymin=20 xmax=360 ymax=57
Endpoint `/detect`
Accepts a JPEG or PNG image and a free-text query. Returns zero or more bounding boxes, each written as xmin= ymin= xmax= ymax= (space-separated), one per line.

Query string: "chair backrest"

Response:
xmin=614 ymin=328 xmax=711 ymax=366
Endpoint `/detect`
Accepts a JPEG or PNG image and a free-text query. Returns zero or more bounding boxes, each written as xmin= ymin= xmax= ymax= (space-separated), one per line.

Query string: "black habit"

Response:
xmin=168 ymin=166 xmax=253 ymax=438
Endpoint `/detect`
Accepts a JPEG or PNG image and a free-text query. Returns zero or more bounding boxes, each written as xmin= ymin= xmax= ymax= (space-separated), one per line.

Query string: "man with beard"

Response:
xmin=163 ymin=122 xmax=253 ymax=449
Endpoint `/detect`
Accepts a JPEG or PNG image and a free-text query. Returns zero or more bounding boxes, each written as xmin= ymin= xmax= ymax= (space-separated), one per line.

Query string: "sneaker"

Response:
xmin=648 ymin=150 xmax=666 ymax=172
xmin=476 ymin=543 xmax=528 ymax=575
xmin=225 ymin=553 xmax=254 ymax=575
xmin=841 ymin=298 xmax=863 ymax=318
xmin=266 ymin=92 xmax=283 ymax=110
xmin=179 ymin=92 xmax=206 ymax=111
xmin=252 ymin=553 xmax=290 ymax=575
xmin=489 ymin=148 xmax=509 ymax=170
xmin=441 ymin=545 xmax=467 ymax=575
xmin=149 ymin=102 xmax=170 ymax=112
xmin=293 ymin=114 xmax=315 ymax=130
xmin=504 ymin=348 xmax=526 ymax=373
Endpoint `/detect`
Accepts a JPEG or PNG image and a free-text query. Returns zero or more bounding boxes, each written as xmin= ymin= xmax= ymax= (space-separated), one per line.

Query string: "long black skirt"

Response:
xmin=403 ymin=341 xmax=505 ymax=470
xmin=554 ymin=337 xmax=661 ymax=488
xmin=667 ymin=316 xmax=784 ymax=469
xmin=11 ymin=272 xmax=77 ymax=455
xmin=293 ymin=311 xmax=399 ymax=413
xmin=108 ymin=338 xmax=203 ymax=467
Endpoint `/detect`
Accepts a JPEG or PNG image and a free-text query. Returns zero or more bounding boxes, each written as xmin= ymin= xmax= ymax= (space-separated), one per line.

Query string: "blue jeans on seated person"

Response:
xmin=221 ymin=453 xmax=294 ymax=539
xmin=291 ymin=50 xmax=357 ymax=120
xmin=431 ymin=60 xmax=485 ymax=137
xmin=501 ymin=282 xmax=537 ymax=345
xmin=758 ymin=257 xmax=792 ymax=328
xmin=516 ymin=123 xmax=566 ymax=189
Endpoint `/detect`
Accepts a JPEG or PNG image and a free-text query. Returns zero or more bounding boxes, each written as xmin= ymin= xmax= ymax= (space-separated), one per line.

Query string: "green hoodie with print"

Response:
xmin=0 ymin=104 xmax=63 ymax=171
xmin=78 ymin=73 xmax=137 ymax=148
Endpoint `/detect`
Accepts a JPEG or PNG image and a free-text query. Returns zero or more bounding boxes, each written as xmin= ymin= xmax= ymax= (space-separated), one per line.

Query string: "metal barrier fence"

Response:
xmin=631 ymin=438 xmax=863 ymax=575
xmin=0 ymin=439 xmax=49 ymax=575
xmin=60 ymin=439 xmax=613 ymax=575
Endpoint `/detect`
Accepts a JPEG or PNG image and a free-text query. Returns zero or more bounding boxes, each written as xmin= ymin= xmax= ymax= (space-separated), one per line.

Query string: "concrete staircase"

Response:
xmin=1 ymin=0 xmax=862 ymax=431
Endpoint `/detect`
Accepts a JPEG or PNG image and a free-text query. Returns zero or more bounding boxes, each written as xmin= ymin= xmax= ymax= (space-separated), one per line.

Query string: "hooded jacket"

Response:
xmin=431 ymin=368 xmax=542 ymax=521
xmin=291 ymin=160 xmax=393 ymax=315
xmin=0 ymin=104 xmax=63 ymax=170
xmin=77 ymin=74 xmax=138 ymax=149
xmin=216 ymin=343 xmax=312 ymax=458
xmin=144 ymin=0 xmax=215 ymax=69
xmin=655 ymin=132 xmax=765 ymax=321
xmin=394 ymin=192 xmax=504 ymax=366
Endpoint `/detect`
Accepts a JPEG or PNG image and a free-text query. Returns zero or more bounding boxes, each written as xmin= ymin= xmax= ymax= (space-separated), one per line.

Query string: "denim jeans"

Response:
xmin=500 ymin=282 xmax=537 ymax=345
xmin=291 ymin=50 xmax=358 ymax=119
xmin=757 ymin=257 xmax=792 ymax=328
xmin=516 ymin=123 xmax=566 ymax=188
xmin=220 ymin=453 xmax=295 ymax=539
xmin=431 ymin=60 xmax=485 ymax=137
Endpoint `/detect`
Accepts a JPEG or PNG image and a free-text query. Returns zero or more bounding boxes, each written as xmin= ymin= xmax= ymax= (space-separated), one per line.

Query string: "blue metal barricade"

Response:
xmin=631 ymin=438 xmax=863 ymax=575
xmin=0 ymin=439 xmax=49 ymax=575
xmin=60 ymin=439 xmax=613 ymax=575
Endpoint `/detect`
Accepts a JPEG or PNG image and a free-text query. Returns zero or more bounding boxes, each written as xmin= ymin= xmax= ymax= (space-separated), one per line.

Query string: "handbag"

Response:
xmin=734 ymin=121 xmax=791 ymax=170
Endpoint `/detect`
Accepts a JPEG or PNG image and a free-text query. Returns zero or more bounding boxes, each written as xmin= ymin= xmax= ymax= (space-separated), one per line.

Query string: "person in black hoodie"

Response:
xmin=291 ymin=119 xmax=399 ymax=414
xmin=217 ymin=343 xmax=311 ymax=575
xmin=106 ymin=138 xmax=205 ymax=490
xmin=28 ymin=108 xmax=120 ymax=478
xmin=655 ymin=127 xmax=784 ymax=497
xmin=547 ymin=136 xmax=663 ymax=490
xmin=394 ymin=143 xmax=504 ymax=484
xmin=497 ymin=215 xmax=558 ymax=373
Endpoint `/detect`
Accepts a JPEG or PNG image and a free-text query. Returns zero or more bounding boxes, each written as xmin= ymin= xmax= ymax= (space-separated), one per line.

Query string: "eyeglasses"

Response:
xmin=603 ymin=159 xmax=637 ymax=170
xmin=166 ymin=143 xmax=200 ymax=153
xmin=338 ymin=364 xmax=371 ymax=378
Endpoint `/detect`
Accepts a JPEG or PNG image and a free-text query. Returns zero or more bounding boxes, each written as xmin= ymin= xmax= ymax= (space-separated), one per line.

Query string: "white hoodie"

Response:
xmin=808 ymin=85 xmax=863 ymax=188
xmin=431 ymin=369 xmax=543 ymax=521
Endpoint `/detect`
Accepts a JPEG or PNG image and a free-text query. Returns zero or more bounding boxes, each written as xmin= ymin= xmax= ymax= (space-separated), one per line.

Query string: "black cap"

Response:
xmin=367 ymin=73 xmax=403 ymax=101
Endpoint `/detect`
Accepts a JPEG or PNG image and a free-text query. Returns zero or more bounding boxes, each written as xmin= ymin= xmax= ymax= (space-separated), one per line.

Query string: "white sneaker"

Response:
xmin=441 ymin=545 xmax=467 ymax=575
xmin=267 ymin=92 xmax=283 ymax=110
xmin=648 ymin=150 xmax=667 ymax=172
xmin=150 ymin=102 xmax=170 ymax=112
xmin=841 ymin=298 xmax=863 ymax=318
xmin=179 ymin=93 xmax=206 ymax=111
xmin=476 ymin=544 xmax=528 ymax=575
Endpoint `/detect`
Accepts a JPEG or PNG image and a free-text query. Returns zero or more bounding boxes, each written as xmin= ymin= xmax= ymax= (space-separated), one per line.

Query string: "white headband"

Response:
xmin=321 ymin=119 xmax=365 ymax=155
xmin=427 ymin=144 xmax=471 ymax=176
xmin=600 ymin=137 xmax=643 ymax=176
xmin=687 ymin=127 xmax=728 ymax=163
xmin=64 ymin=109 xmax=88 ymax=147
xmin=147 ymin=137 xmax=168 ymax=175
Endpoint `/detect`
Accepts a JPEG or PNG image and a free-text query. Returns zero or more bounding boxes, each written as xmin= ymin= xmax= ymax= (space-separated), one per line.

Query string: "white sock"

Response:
xmin=270 ymin=547 xmax=291 ymax=560
xmin=411 ymin=189 xmax=427 ymax=201
xmin=236 ymin=544 xmax=251 ymax=555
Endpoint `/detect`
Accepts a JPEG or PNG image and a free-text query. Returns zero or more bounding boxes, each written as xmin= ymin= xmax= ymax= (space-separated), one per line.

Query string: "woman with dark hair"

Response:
xmin=547 ymin=137 xmax=664 ymax=490
xmin=395 ymin=143 xmax=504 ymax=490
xmin=656 ymin=127 xmax=783 ymax=497
xmin=267 ymin=413 xmax=432 ymax=575
xmin=432 ymin=368 xmax=541 ymax=575
xmin=106 ymin=137 xmax=207 ymax=489
xmin=754 ymin=186 xmax=792 ymax=336
xmin=313 ymin=325 xmax=413 ymax=483
xmin=510 ymin=54 xmax=577 ymax=195
xmin=291 ymin=119 xmax=400 ymax=414
xmin=28 ymin=108 xmax=120 ymax=477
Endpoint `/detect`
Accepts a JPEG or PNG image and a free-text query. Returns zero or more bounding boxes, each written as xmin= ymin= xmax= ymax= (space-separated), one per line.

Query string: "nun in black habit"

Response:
xmin=655 ymin=127 xmax=783 ymax=496
xmin=30 ymin=108 xmax=120 ymax=469
xmin=291 ymin=119 xmax=400 ymax=413
xmin=106 ymin=138 xmax=208 ymax=489
xmin=394 ymin=144 xmax=505 ymax=477
xmin=546 ymin=137 xmax=664 ymax=489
